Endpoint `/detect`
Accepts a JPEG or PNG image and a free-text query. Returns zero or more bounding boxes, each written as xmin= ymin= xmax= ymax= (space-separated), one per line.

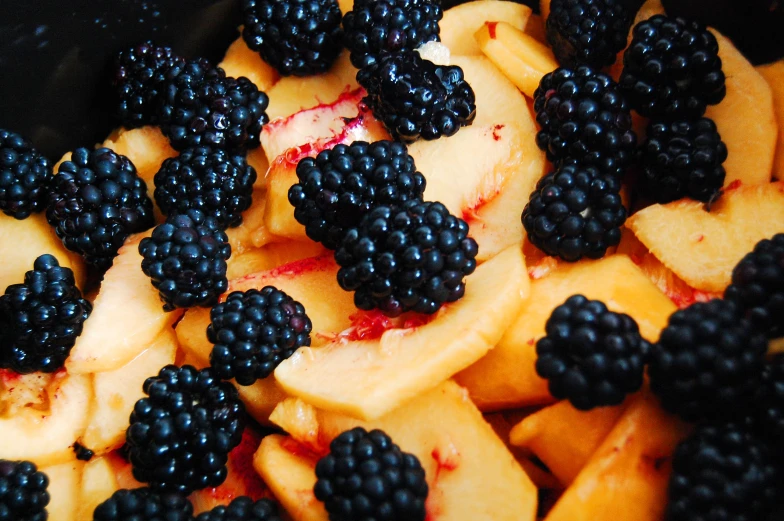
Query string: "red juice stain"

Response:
xmin=205 ymin=428 xmax=270 ymax=501
xmin=492 ymin=124 xmax=504 ymax=141
xmin=280 ymin=436 xmax=324 ymax=463
xmin=726 ymin=179 xmax=742 ymax=191
xmin=487 ymin=21 xmax=498 ymax=39
xmin=0 ymin=369 xmax=21 ymax=383
xmin=339 ymin=310 xmax=439 ymax=342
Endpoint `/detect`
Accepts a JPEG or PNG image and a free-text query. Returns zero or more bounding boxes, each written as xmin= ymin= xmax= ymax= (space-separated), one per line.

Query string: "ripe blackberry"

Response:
xmin=288 ymin=140 xmax=427 ymax=249
xmin=154 ymin=146 xmax=257 ymax=229
xmin=521 ymin=162 xmax=626 ymax=262
xmin=196 ymin=497 xmax=284 ymax=521
xmin=314 ymin=427 xmax=428 ymax=521
xmin=46 ymin=147 xmax=155 ymax=271
xmin=620 ymin=15 xmax=726 ymax=119
xmin=0 ymin=460 xmax=49 ymax=521
xmin=753 ymin=354 xmax=784 ymax=458
xmin=725 ymin=233 xmax=784 ymax=338
xmin=241 ymin=0 xmax=343 ymax=76
xmin=126 ymin=365 xmax=245 ymax=494
xmin=533 ymin=67 xmax=637 ymax=174
xmin=0 ymin=255 xmax=91 ymax=374
xmin=648 ymin=299 xmax=767 ymax=422
xmin=357 ymin=51 xmax=476 ymax=143
xmin=335 ymin=200 xmax=478 ymax=316
xmin=0 ymin=129 xmax=52 ymax=220
xmin=208 ymin=287 xmax=312 ymax=385
xmin=139 ymin=210 xmax=232 ymax=311
xmin=93 ymin=488 xmax=194 ymax=521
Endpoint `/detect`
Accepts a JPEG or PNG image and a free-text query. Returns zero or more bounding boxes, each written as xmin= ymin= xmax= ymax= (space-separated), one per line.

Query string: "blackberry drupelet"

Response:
xmin=357 ymin=51 xmax=476 ymax=143
xmin=241 ymin=0 xmax=343 ymax=76
xmin=648 ymin=299 xmax=767 ymax=422
xmin=0 ymin=460 xmax=49 ymax=521
xmin=0 ymin=254 xmax=91 ymax=374
xmin=196 ymin=497 xmax=284 ymax=521
xmin=335 ymin=200 xmax=478 ymax=317
xmin=620 ymin=15 xmax=726 ymax=120
xmin=208 ymin=287 xmax=312 ymax=385
xmin=154 ymin=146 xmax=257 ymax=229
xmin=139 ymin=210 xmax=232 ymax=311
xmin=754 ymin=354 xmax=784 ymax=458
xmin=314 ymin=427 xmax=428 ymax=521
xmin=0 ymin=129 xmax=52 ymax=220
xmin=288 ymin=140 xmax=427 ymax=249
xmin=521 ymin=162 xmax=626 ymax=262
xmin=125 ymin=365 xmax=245 ymax=494
xmin=93 ymin=488 xmax=194 ymax=521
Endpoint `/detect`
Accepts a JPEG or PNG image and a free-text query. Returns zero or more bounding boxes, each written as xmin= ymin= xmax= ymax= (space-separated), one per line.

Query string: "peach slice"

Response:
xmin=77 ymin=457 xmax=120 ymax=521
xmin=226 ymin=239 xmax=326 ymax=280
xmin=540 ymin=0 xmax=551 ymax=21
xmin=42 ymin=460 xmax=84 ymax=521
xmin=523 ymin=13 xmax=547 ymax=43
xmin=219 ymin=36 xmax=280 ymax=92
xmin=225 ymin=189 xmax=272 ymax=255
xmin=440 ymin=0 xmax=532 ymax=56
xmin=757 ymin=60 xmax=784 ymax=180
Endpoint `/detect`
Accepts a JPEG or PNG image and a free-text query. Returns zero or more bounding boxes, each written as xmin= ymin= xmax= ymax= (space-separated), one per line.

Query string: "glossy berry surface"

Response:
xmin=93 ymin=487 xmax=194 ymax=521
xmin=0 ymin=129 xmax=52 ymax=220
xmin=0 ymin=460 xmax=49 ymax=521
xmin=195 ymin=497 xmax=284 ymax=521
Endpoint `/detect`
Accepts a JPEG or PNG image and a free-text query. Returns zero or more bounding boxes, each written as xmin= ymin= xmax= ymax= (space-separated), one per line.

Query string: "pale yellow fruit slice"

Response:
xmin=41 ymin=460 xmax=84 ymax=521
xmin=756 ymin=60 xmax=784 ymax=179
xmin=440 ymin=0 xmax=532 ymax=56
xmin=77 ymin=457 xmax=120 ymax=520
xmin=219 ymin=36 xmax=280 ymax=92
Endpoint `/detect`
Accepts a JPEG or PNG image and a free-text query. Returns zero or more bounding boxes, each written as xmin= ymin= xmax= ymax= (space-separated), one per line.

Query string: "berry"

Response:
xmin=314 ymin=427 xmax=428 ymax=521
xmin=620 ymin=15 xmax=726 ymax=120
xmin=357 ymin=51 xmax=476 ymax=143
xmin=125 ymin=365 xmax=245 ymax=494
xmin=753 ymin=354 xmax=784 ymax=459
xmin=241 ymin=0 xmax=343 ymax=76
xmin=0 ymin=255 xmax=91 ymax=374
xmin=46 ymin=147 xmax=155 ymax=271
xmin=288 ymin=140 xmax=427 ymax=249
xmin=0 ymin=129 xmax=52 ymax=220
xmin=0 ymin=460 xmax=49 ymax=521
xmin=139 ymin=210 xmax=232 ymax=311
xmin=154 ymin=146 xmax=257 ymax=229
xmin=195 ymin=497 xmax=284 ymax=521
xmin=93 ymin=488 xmax=194 ymax=521
xmin=521 ymin=162 xmax=626 ymax=262
xmin=335 ymin=200 xmax=478 ymax=317
xmin=208 ymin=287 xmax=312 ymax=385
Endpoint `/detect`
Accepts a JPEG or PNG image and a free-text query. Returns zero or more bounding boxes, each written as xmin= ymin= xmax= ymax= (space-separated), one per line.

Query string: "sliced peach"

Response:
xmin=523 ymin=14 xmax=547 ymax=43
xmin=42 ymin=460 xmax=84 ymax=521
xmin=77 ymin=457 xmax=120 ymax=521
xmin=540 ymin=0 xmax=551 ymax=22
xmin=757 ymin=60 xmax=784 ymax=180
xmin=226 ymin=239 xmax=326 ymax=280
xmin=219 ymin=36 xmax=280 ymax=92
xmin=225 ymin=189 xmax=272 ymax=255
xmin=247 ymin=147 xmax=269 ymax=190
xmin=440 ymin=0 xmax=532 ymax=56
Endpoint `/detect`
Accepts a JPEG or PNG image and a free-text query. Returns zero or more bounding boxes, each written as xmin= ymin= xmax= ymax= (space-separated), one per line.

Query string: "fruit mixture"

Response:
xmin=1 ymin=0 xmax=783 ymax=519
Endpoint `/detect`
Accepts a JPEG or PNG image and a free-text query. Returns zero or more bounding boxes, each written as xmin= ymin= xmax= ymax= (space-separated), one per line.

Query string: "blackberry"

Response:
xmin=754 ymin=354 xmax=784 ymax=458
xmin=0 ymin=460 xmax=49 ymax=521
xmin=0 ymin=255 xmax=91 ymax=374
xmin=314 ymin=427 xmax=428 ymax=521
xmin=46 ymin=147 xmax=155 ymax=271
xmin=620 ymin=15 xmax=726 ymax=120
xmin=521 ymin=162 xmax=626 ymax=262
xmin=638 ymin=117 xmax=727 ymax=203
xmin=154 ymin=146 xmax=257 ymax=229
xmin=533 ymin=67 xmax=636 ymax=174
xmin=335 ymin=200 xmax=478 ymax=316
xmin=125 ymin=365 xmax=245 ymax=494
xmin=241 ymin=0 xmax=343 ymax=76
xmin=93 ymin=488 xmax=194 ymax=521
xmin=195 ymin=497 xmax=284 ymax=521
xmin=648 ymin=299 xmax=768 ymax=422
xmin=0 ymin=129 xmax=52 ymax=220
xmin=725 ymin=233 xmax=784 ymax=338
xmin=208 ymin=287 xmax=312 ymax=385
xmin=288 ymin=140 xmax=427 ymax=249
xmin=343 ymin=0 xmax=443 ymax=69
xmin=139 ymin=210 xmax=232 ymax=311
xmin=357 ymin=51 xmax=476 ymax=143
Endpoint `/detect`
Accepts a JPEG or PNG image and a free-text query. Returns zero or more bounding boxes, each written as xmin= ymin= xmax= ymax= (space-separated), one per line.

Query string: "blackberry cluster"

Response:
xmin=208 ymin=287 xmax=312 ymax=385
xmin=0 ymin=129 xmax=52 ymax=220
xmin=0 ymin=255 xmax=91 ymax=374
xmin=620 ymin=15 xmax=726 ymax=120
xmin=46 ymin=147 xmax=155 ymax=271
xmin=521 ymin=162 xmax=626 ymax=262
xmin=343 ymin=0 xmax=443 ymax=69
xmin=754 ymin=354 xmax=784 ymax=458
xmin=125 ymin=365 xmax=245 ymax=494
xmin=241 ymin=0 xmax=343 ymax=76
xmin=139 ymin=210 xmax=232 ymax=311
xmin=93 ymin=488 xmax=194 ymax=521
xmin=154 ymin=146 xmax=257 ymax=229
xmin=335 ymin=200 xmax=478 ymax=316
xmin=195 ymin=497 xmax=284 ymax=521
xmin=314 ymin=427 xmax=428 ymax=521
xmin=0 ymin=460 xmax=49 ymax=521
xmin=357 ymin=51 xmax=476 ymax=143
xmin=288 ymin=140 xmax=427 ymax=249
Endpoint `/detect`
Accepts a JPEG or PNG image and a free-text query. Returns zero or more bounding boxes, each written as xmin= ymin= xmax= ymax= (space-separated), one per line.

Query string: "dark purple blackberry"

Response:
xmin=73 ymin=442 xmax=94 ymax=461
xmin=357 ymin=51 xmax=476 ymax=143
xmin=208 ymin=287 xmax=312 ymax=385
xmin=725 ymin=233 xmax=784 ymax=338
xmin=195 ymin=497 xmax=284 ymax=521
xmin=521 ymin=162 xmax=626 ymax=262
xmin=533 ymin=67 xmax=637 ymax=175
xmin=93 ymin=488 xmax=194 ymax=521
xmin=0 ymin=129 xmax=52 ymax=220
xmin=753 ymin=354 xmax=784 ymax=459
xmin=154 ymin=146 xmax=257 ymax=229
xmin=288 ymin=140 xmax=427 ymax=249
xmin=648 ymin=299 xmax=768 ymax=423
xmin=139 ymin=210 xmax=231 ymax=311
xmin=46 ymin=147 xmax=155 ymax=271
xmin=335 ymin=200 xmax=478 ymax=317
xmin=620 ymin=15 xmax=726 ymax=120
xmin=0 ymin=255 xmax=91 ymax=374
xmin=0 ymin=460 xmax=49 ymax=521
xmin=241 ymin=0 xmax=343 ymax=76
xmin=314 ymin=427 xmax=428 ymax=521
xmin=125 ymin=365 xmax=245 ymax=494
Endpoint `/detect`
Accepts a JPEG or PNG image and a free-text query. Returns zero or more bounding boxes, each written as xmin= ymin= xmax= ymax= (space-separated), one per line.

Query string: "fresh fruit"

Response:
xmin=0 ymin=459 xmax=49 ymax=521
xmin=439 ymin=0 xmax=532 ymax=56
xmin=754 ymin=354 xmax=784 ymax=456
xmin=607 ymin=0 xmax=664 ymax=81
xmin=196 ymin=497 xmax=284 ymax=521
xmin=264 ymin=70 xmax=355 ymax=121
xmin=219 ymin=37 xmax=280 ymax=92
xmin=40 ymin=460 xmax=83 ymax=521
xmin=77 ymin=457 xmax=120 ymax=520
xmin=93 ymin=488 xmax=194 ymax=521
xmin=0 ymin=129 xmax=52 ymax=220
xmin=757 ymin=61 xmax=784 ymax=180
xmin=226 ymin=239 xmax=326 ymax=279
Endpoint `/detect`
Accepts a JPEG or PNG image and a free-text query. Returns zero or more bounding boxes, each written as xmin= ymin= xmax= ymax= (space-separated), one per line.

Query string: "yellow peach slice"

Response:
xmin=42 ymin=460 xmax=84 ymax=521
xmin=225 ymin=189 xmax=272 ymax=255
xmin=440 ymin=0 xmax=532 ymax=56
xmin=77 ymin=457 xmax=120 ymax=521
xmin=219 ymin=36 xmax=280 ymax=92
xmin=756 ymin=60 xmax=784 ymax=180
xmin=226 ymin=239 xmax=326 ymax=280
